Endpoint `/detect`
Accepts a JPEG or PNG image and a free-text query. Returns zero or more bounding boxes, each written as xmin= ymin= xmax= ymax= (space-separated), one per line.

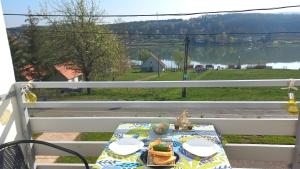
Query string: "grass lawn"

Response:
xmin=56 ymin=132 xmax=296 ymax=163
xmin=56 ymin=156 xmax=98 ymax=164
xmin=198 ymin=69 xmax=300 ymax=80
xmin=115 ymin=68 xmax=300 ymax=81
xmin=115 ymin=68 xmax=158 ymax=81
xmin=51 ymin=69 xmax=300 ymax=101
xmin=75 ymin=132 xmax=296 ymax=145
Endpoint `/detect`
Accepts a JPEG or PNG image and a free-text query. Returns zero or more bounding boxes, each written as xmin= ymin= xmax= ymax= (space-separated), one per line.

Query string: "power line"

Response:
xmin=4 ymin=4 xmax=300 ymax=18
xmin=7 ymin=27 xmax=300 ymax=36
xmin=126 ymin=44 xmax=184 ymax=47
xmin=126 ymin=43 xmax=184 ymax=46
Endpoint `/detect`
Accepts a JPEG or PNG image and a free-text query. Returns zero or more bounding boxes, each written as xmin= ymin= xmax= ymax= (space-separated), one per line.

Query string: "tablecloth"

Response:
xmin=93 ymin=123 xmax=231 ymax=169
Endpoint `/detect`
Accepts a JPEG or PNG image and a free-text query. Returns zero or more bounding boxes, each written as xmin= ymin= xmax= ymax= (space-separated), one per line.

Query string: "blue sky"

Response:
xmin=2 ymin=0 xmax=300 ymax=27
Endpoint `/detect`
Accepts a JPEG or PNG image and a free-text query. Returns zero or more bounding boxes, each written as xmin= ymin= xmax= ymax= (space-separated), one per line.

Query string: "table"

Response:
xmin=93 ymin=123 xmax=231 ymax=169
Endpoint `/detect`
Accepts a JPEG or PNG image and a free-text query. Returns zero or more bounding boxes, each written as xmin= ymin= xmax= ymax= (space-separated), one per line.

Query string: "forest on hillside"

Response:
xmin=109 ymin=13 xmax=300 ymax=39
xmin=107 ymin=13 xmax=300 ymax=61
xmin=8 ymin=13 xmax=300 ymax=64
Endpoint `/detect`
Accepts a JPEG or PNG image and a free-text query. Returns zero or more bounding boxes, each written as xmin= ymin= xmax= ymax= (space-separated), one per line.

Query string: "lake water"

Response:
xmin=133 ymin=59 xmax=300 ymax=70
xmin=162 ymin=60 xmax=300 ymax=70
xmin=131 ymin=44 xmax=300 ymax=70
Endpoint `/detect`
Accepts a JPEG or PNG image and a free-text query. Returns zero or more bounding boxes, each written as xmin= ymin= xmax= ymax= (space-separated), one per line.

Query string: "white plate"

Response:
xmin=109 ymin=138 xmax=144 ymax=156
xmin=182 ymin=138 xmax=218 ymax=157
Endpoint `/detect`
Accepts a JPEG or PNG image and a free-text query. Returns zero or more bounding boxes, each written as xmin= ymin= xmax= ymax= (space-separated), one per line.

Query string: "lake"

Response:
xmin=162 ymin=60 xmax=300 ymax=70
xmin=149 ymin=43 xmax=300 ymax=70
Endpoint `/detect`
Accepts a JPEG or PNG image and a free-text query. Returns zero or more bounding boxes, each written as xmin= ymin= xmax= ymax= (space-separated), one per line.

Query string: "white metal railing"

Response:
xmin=24 ymin=100 xmax=293 ymax=109
xmin=14 ymin=79 xmax=300 ymax=88
xmin=12 ymin=80 xmax=300 ymax=169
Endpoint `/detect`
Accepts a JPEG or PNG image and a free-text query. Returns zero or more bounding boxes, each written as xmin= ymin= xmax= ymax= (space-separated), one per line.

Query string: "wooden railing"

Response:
xmin=13 ymin=80 xmax=300 ymax=169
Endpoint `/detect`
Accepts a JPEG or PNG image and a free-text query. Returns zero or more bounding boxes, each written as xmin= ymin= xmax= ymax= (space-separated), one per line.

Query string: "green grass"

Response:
xmin=115 ymin=68 xmax=158 ymax=81
xmin=56 ymin=132 xmax=296 ymax=163
xmin=56 ymin=156 xmax=98 ymax=163
xmin=54 ymin=86 xmax=299 ymax=101
xmin=56 ymin=133 xmax=113 ymax=164
xmin=199 ymin=69 xmax=300 ymax=80
xmin=76 ymin=132 xmax=113 ymax=141
xmin=222 ymin=135 xmax=295 ymax=145
xmin=50 ymin=69 xmax=300 ymax=101
xmin=115 ymin=69 xmax=300 ymax=81
xmin=74 ymin=133 xmax=296 ymax=145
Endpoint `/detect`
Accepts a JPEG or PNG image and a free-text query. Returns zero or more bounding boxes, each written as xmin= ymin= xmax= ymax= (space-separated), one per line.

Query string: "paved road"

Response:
xmin=30 ymin=107 xmax=296 ymax=118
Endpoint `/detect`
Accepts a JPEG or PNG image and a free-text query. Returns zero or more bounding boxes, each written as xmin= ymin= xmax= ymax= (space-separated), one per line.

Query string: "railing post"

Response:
xmin=292 ymin=112 xmax=300 ymax=169
xmin=14 ymin=85 xmax=35 ymax=169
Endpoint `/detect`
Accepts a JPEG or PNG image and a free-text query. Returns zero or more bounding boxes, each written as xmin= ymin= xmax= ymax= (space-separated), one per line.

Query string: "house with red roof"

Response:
xmin=21 ymin=63 xmax=83 ymax=82
xmin=53 ymin=63 xmax=83 ymax=82
xmin=21 ymin=64 xmax=47 ymax=81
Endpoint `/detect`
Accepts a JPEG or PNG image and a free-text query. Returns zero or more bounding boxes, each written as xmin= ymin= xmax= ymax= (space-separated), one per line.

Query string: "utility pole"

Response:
xmin=157 ymin=55 xmax=160 ymax=77
xmin=182 ymin=35 xmax=190 ymax=97
xmin=156 ymin=12 xmax=160 ymax=78
xmin=171 ymin=55 xmax=173 ymax=69
xmin=238 ymin=56 xmax=241 ymax=69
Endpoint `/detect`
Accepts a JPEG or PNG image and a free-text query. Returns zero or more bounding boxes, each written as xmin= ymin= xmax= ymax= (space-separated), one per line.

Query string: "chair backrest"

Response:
xmin=0 ymin=140 xmax=90 ymax=169
xmin=0 ymin=144 xmax=29 ymax=169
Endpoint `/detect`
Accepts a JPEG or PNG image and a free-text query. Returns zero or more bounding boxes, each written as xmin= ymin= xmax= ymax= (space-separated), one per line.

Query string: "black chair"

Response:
xmin=0 ymin=140 xmax=89 ymax=169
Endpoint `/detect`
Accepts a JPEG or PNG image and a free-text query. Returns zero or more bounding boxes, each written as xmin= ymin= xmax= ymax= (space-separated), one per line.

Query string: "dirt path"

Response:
xmin=135 ymin=74 xmax=159 ymax=81
xmin=35 ymin=132 xmax=80 ymax=163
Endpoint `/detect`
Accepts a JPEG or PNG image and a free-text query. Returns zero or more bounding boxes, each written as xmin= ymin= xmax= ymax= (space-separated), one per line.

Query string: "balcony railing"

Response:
xmin=2 ymin=79 xmax=300 ymax=169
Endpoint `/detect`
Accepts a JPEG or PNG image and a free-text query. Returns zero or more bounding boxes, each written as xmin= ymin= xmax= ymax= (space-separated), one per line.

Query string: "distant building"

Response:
xmin=227 ymin=65 xmax=236 ymax=69
xmin=141 ymin=53 xmax=166 ymax=72
xmin=187 ymin=65 xmax=194 ymax=69
xmin=22 ymin=62 xmax=83 ymax=82
xmin=195 ymin=65 xmax=205 ymax=73
xmin=21 ymin=64 xmax=47 ymax=81
xmin=205 ymin=65 xmax=214 ymax=70
xmin=53 ymin=63 xmax=83 ymax=82
xmin=129 ymin=60 xmax=142 ymax=69
xmin=266 ymin=66 xmax=273 ymax=69
xmin=246 ymin=64 xmax=267 ymax=69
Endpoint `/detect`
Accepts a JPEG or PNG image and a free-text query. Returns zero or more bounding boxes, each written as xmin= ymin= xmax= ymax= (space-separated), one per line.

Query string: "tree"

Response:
xmin=8 ymin=34 xmax=26 ymax=81
xmin=24 ymin=10 xmax=54 ymax=81
xmin=138 ymin=49 xmax=152 ymax=63
xmin=9 ymin=9 xmax=53 ymax=81
xmin=173 ymin=51 xmax=184 ymax=70
xmin=42 ymin=0 xmax=128 ymax=94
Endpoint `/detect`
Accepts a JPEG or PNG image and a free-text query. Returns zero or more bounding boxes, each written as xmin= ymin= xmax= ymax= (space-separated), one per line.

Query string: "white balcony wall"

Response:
xmin=0 ymin=2 xmax=23 ymax=143
xmin=0 ymin=88 xmax=23 ymax=143
xmin=0 ymin=1 xmax=15 ymax=95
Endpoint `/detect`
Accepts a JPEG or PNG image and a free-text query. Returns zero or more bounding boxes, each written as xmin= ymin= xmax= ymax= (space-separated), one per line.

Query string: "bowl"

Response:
xmin=151 ymin=120 xmax=170 ymax=135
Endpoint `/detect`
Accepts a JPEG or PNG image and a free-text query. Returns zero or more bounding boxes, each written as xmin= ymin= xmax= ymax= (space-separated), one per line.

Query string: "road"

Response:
xmin=30 ymin=107 xmax=296 ymax=118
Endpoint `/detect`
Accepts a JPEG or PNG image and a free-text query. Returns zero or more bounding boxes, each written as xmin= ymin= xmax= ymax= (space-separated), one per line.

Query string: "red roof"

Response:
xmin=21 ymin=64 xmax=47 ymax=81
xmin=54 ymin=63 xmax=82 ymax=80
xmin=22 ymin=63 xmax=82 ymax=81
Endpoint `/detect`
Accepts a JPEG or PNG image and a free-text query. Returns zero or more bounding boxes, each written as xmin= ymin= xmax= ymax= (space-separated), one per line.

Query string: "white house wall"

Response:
xmin=0 ymin=2 xmax=15 ymax=95
xmin=141 ymin=57 xmax=164 ymax=72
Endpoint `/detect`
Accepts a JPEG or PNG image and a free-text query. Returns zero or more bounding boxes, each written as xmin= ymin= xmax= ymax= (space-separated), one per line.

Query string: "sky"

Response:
xmin=2 ymin=0 xmax=300 ymax=28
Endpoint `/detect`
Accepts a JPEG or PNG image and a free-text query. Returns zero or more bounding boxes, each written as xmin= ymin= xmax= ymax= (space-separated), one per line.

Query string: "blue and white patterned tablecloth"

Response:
xmin=93 ymin=123 xmax=231 ymax=169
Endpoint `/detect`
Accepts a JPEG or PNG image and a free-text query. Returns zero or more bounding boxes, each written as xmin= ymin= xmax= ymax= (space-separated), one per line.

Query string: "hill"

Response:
xmin=7 ymin=13 xmax=300 ymax=62
xmin=109 ymin=13 xmax=300 ymax=36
